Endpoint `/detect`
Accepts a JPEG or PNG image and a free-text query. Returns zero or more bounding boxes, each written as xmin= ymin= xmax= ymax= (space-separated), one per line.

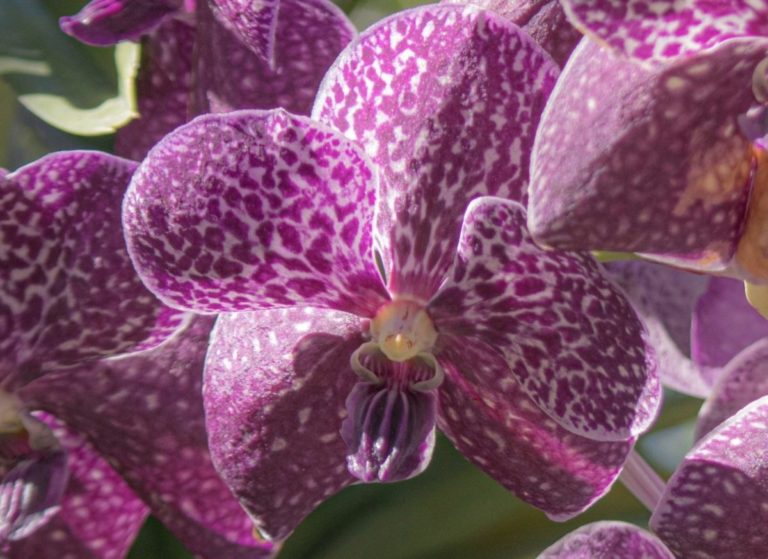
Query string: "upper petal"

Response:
xmin=313 ymin=4 xmax=559 ymax=301
xmin=430 ymin=197 xmax=660 ymax=440
xmin=1 ymin=151 xmax=185 ymax=378
xmin=696 ymin=339 xmax=768 ymax=440
xmin=193 ymin=0 xmax=355 ymax=116
xmin=538 ymin=521 xmax=674 ymax=559
xmin=529 ymin=38 xmax=766 ymax=269
xmin=560 ymin=0 xmax=768 ymax=61
xmin=209 ymin=0 xmax=279 ymax=65
xmin=20 ymin=317 xmax=273 ymax=558
xmin=60 ymin=0 xmax=183 ymax=46
xmin=604 ymin=260 xmax=711 ymax=397
xmin=205 ymin=308 xmax=363 ymax=541
xmin=651 ymin=395 xmax=768 ymax=558
xmin=115 ymin=17 xmax=197 ymax=161
xmin=437 ymin=342 xmax=633 ymax=520
xmin=123 ymin=109 xmax=388 ymax=316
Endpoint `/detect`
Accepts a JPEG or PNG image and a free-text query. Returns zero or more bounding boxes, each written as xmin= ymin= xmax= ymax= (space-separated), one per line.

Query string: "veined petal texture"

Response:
xmin=123 ymin=110 xmax=389 ymax=316
xmin=314 ymin=4 xmax=559 ymax=301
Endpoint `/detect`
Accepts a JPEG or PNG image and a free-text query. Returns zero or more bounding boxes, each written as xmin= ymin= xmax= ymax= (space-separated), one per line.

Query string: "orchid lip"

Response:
xmin=753 ymin=57 xmax=768 ymax=104
xmin=349 ymin=343 xmax=445 ymax=392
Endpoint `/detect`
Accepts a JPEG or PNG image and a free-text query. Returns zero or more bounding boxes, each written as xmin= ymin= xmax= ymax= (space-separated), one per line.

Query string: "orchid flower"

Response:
xmin=540 ymin=394 xmax=768 ymax=559
xmin=0 ymin=153 xmax=271 ymax=557
xmin=527 ymin=2 xmax=768 ymax=296
xmin=123 ymin=5 xmax=661 ymax=541
xmin=61 ymin=0 xmax=356 ymax=160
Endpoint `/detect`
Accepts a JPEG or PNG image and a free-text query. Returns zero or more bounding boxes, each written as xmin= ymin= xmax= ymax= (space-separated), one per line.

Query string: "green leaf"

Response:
xmin=0 ymin=0 xmax=139 ymax=136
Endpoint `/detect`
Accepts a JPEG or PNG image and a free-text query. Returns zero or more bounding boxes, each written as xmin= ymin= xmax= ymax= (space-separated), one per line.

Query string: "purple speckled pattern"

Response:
xmin=691 ymin=276 xmax=768 ymax=380
xmin=6 ymin=414 xmax=148 ymax=559
xmin=0 ymin=152 xmax=186 ymax=378
xmin=651 ymin=395 xmax=768 ymax=558
xmin=696 ymin=339 xmax=768 ymax=440
xmin=23 ymin=317 xmax=273 ymax=558
xmin=430 ymin=199 xmax=660 ymax=440
xmin=194 ymin=0 xmax=355 ymax=117
xmin=529 ymin=38 xmax=765 ymax=270
xmin=442 ymin=0 xmax=582 ymax=66
xmin=124 ymin=110 xmax=389 ymax=317
xmin=437 ymin=342 xmax=634 ymax=521
xmin=604 ymin=261 xmax=711 ymax=397
xmin=560 ymin=0 xmax=768 ymax=61
xmin=314 ymin=5 xmax=559 ymax=300
xmin=115 ymin=17 xmax=196 ymax=161
xmin=210 ymin=0 xmax=279 ymax=66
xmin=204 ymin=308 xmax=363 ymax=541
xmin=60 ymin=0 xmax=183 ymax=45
xmin=538 ymin=521 xmax=674 ymax=559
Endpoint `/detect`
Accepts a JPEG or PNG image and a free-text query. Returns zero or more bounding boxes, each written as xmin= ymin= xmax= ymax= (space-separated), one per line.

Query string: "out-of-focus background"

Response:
xmin=0 ymin=1 xmax=701 ymax=557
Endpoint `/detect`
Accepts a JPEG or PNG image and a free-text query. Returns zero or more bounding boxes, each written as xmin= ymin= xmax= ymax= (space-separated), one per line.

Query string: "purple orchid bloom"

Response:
xmin=122 ymin=4 xmax=661 ymax=541
xmin=527 ymin=1 xmax=768 ymax=285
xmin=541 ymin=394 xmax=768 ymax=559
xmin=61 ymin=0 xmax=356 ymax=161
xmin=0 ymin=154 xmax=271 ymax=557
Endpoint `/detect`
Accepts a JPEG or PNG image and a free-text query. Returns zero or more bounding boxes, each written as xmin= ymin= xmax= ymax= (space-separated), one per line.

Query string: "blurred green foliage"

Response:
xmin=0 ymin=1 xmax=705 ymax=558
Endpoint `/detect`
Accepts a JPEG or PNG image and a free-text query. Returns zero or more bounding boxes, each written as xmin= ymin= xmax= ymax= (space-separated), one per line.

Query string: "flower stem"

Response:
xmin=619 ymin=450 xmax=666 ymax=512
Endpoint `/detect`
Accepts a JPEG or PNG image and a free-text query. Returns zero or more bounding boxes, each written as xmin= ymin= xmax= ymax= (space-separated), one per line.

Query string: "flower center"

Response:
xmin=370 ymin=299 xmax=438 ymax=362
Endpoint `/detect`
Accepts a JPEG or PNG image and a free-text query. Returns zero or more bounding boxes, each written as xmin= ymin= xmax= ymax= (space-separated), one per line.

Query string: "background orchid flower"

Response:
xmin=0 ymin=153 xmax=270 ymax=557
xmin=123 ymin=4 xmax=661 ymax=542
xmin=527 ymin=1 xmax=768 ymax=288
xmin=61 ymin=0 xmax=356 ymax=160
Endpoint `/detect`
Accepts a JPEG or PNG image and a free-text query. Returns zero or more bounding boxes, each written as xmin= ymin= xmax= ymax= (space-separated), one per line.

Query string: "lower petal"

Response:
xmin=437 ymin=344 xmax=633 ymax=520
xmin=205 ymin=308 xmax=365 ymax=541
xmin=539 ymin=521 xmax=674 ymax=559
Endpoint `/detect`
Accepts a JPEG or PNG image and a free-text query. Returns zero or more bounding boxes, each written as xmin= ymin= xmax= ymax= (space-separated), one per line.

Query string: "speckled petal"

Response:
xmin=441 ymin=0 xmax=582 ymax=66
xmin=194 ymin=0 xmax=355 ymax=116
xmin=604 ymin=261 xmax=711 ymax=397
xmin=21 ymin=317 xmax=273 ymax=558
xmin=430 ymin=198 xmax=660 ymax=440
xmin=437 ymin=342 xmax=633 ymax=520
xmin=0 ymin=152 xmax=186 ymax=378
xmin=314 ymin=5 xmax=559 ymax=301
xmin=538 ymin=521 xmax=674 ymax=559
xmin=205 ymin=308 xmax=364 ymax=541
xmin=691 ymin=276 xmax=768 ymax=382
xmin=696 ymin=339 xmax=768 ymax=440
xmin=115 ymin=17 xmax=196 ymax=161
xmin=6 ymin=414 xmax=148 ymax=559
xmin=529 ymin=38 xmax=765 ymax=269
xmin=210 ymin=0 xmax=279 ymax=65
xmin=651 ymin=395 xmax=768 ymax=558
xmin=560 ymin=0 xmax=768 ymax=61
xmin=124 ymin=110 xmax=388 ymax=316
xmin=60 ymin=0 xmax=182 ymax=46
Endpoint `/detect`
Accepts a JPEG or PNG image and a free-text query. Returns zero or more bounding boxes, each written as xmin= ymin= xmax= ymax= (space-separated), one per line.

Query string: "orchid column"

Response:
xmin=123 ymin=4 xmax=661 ymax=543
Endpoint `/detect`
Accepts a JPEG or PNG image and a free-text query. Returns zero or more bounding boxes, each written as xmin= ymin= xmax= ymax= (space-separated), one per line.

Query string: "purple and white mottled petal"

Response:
xmin=442 ymin=0 xmax=582 ymax=66
xmin=430 ymin=198 xmax=660 ymax=440
xmin=205 ymin=308 xmax=364 ymax=541
xmin=560 ymin=0 xmax=768 ymax=61
xmin=604 ymin=261 xmax=710 ymax=397
xmin=690 ymin=276 xmax=768 ymax=385
xmin=21 ymin=317 xmax=272 ymax=558
xmin=124 ymin=110 xmax=388 ymax=317
xmin=210 ymin=0 xmax=279 ymax=66
xmin=0 ymin=151 xmax=186 ymax=378
xmin=538 ymin=521 xmax=674 ymax=559
xmin=651 ymin=395 xmax=768 ymax=558
xmin=696 ymin=339 xmax=768 ymax=440
xmin=194 ymin=0 xmax=355 ymax=117
xmin=437 ymin=341 xmax=633 ymax=520
xmin=60 ymin=0 xmax=183 ymax=46
xmin=314 ymin=5 xmax=559 ymax=301
xmin=7 ymin=414 xmax=148 ymax=559
xmin=115 ymin=17 xmax=196 ymax=161
xmin=529 ymin=38 xmax=766 ymax=269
